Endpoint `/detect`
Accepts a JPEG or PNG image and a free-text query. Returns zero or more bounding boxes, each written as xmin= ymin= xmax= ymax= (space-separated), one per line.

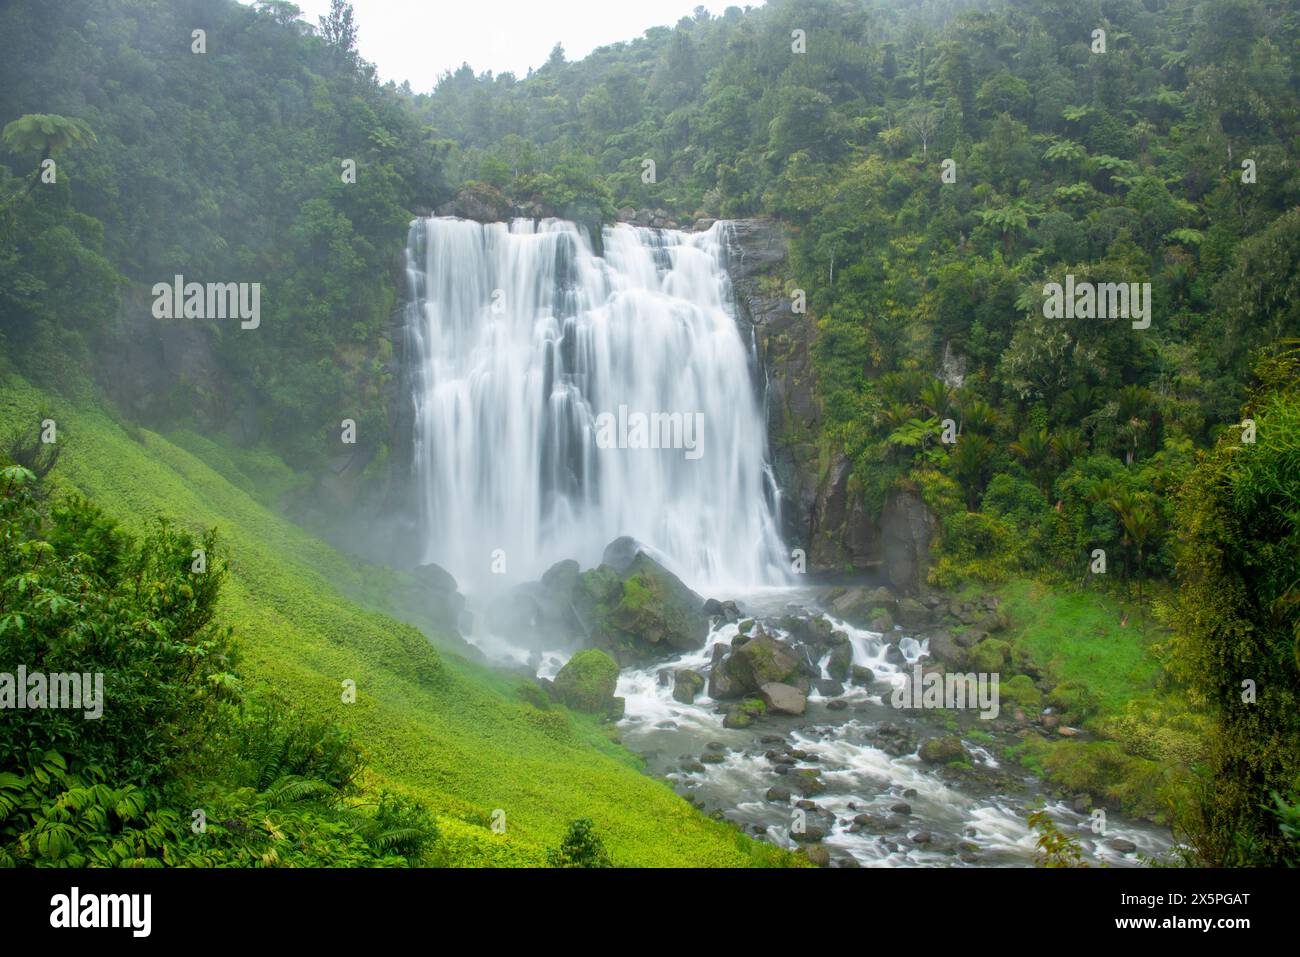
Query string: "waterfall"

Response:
xmin=404 ymin=216 xmax=788 ymax=593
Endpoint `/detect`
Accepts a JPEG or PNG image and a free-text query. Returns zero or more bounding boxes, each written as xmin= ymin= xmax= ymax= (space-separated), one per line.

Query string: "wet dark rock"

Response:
xmin=850 ymin=665 xmax=875 ymax=686
xmin=708 ymin=665 xmax=743 ymax=700
xmin=791 ymin=768 xmax=827 ymax=796
xmin=827 ymin=641 xmax=853 ymax=681
xmin=672 ymin=668 xmax=705 ymax=704
xmin=436 ymin=183 xmax=512 ymax=222
xmin=867 ymin=723 xmax=918 ymax=757
xmin=826 ymin=699 xmax=849 ymax=711
xmin=765 ymin=785 xmax=792 ymax=802
xmin=1106 ymin=837 xmax=1138 ymax=854
xmin=793 ymin=827 xmax=828 ymax=845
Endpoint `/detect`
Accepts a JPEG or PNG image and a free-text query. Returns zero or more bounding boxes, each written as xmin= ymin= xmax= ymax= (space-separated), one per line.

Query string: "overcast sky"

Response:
xmin=276 ymin=1 xmax=747 ymax=90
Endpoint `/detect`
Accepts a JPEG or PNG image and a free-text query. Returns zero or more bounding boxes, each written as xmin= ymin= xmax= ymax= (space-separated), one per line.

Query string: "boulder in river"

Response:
xmin=672 ymin=668 xmax=705 ymax=704
xmin=708 ymin=663 xmax=743 ymax=699
xmin=723 ymin=632 xmax=800 ymax=691
xmin=760 ymin=682 xmax=807 ymax=716
xmin=827 ymin=639 xmax=853 ymax=681
xmin=919 ymin=735 xmax=969 ymax=765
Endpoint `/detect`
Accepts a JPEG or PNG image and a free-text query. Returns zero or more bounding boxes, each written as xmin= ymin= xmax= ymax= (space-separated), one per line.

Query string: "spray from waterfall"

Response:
xmin=404 ymin=216 xmax=788 ymax=593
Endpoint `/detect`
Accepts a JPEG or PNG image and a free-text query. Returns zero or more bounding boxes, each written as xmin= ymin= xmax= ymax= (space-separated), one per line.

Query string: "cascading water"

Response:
xmin=404 ymin=216 xmax=788 ymax=593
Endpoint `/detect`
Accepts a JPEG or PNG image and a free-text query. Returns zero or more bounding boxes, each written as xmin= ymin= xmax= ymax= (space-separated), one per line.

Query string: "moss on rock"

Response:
xmin=553 ymin=649 xmax=620 ymax=714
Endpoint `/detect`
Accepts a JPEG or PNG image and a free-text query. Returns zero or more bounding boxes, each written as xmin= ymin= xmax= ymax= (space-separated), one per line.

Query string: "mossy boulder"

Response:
xmin=919 ymin=735 xmax=969 ymax=764
xmin=554 ymin=649 xmax=620 ymax=714
xmin=828 ymin=586 xmax=897 ymax=628
xmin=574 ymin=543 xmax=709 ymax=665
xmin=970 ymin=638 xmax=1011 ymax=673
xmin=724 ymin=632 xmax=800 ymax=692
xmin=722 ymin=697 xmax=767 ymax=728
xmin=1000 ymin=674 xmax=1042 ymax=712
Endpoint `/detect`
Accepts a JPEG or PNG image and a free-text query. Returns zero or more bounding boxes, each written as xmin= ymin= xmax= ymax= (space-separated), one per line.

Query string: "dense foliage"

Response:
xmin=0 ymin=0 xmax=452 ymax=467
xmin=1167 ymin=352 xmax=1300 ymax=866
xmin=0 ymin=463 xmax=440 ymax=866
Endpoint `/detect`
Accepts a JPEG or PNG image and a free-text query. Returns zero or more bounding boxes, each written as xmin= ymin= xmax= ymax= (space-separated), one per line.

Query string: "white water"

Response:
xmin=405 ymin=216 xmax=787 ymax=592
xmin=611 ymin=588 xmax=1175 ymax=867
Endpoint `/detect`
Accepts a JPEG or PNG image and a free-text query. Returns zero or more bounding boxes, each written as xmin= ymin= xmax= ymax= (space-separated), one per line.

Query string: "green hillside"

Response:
xmin=0 ymin=373 xmax=792 ymax=867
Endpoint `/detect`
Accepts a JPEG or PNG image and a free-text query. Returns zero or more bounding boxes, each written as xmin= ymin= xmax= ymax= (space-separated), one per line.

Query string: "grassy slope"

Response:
xmin=995 ymin=579 xmax=1161 ymax=714
xmin=2 ymin=375 xmax=790 ymax=867
xmin=989 ymin=579 xmax=1203 ymax=823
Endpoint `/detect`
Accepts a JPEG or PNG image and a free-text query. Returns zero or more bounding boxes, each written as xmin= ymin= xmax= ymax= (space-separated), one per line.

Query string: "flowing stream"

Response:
xmin=405 ymin=216 xmax=1175 ymax=867
xmin=603 ymin=588 xmax=1174 ymax=868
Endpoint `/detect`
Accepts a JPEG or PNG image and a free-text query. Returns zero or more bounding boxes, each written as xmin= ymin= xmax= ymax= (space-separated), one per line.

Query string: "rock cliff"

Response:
xmin=722 ymin=218 xmax=934 ymax=591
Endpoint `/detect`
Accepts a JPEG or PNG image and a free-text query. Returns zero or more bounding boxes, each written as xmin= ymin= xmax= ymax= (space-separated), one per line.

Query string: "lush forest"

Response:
xmin=1 ymin=0 xmax=1298 ymax=867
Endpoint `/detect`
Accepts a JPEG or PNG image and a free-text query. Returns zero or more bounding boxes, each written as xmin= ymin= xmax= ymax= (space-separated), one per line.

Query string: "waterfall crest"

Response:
xmin=405 ymin=216 xmax=788 ymax=592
